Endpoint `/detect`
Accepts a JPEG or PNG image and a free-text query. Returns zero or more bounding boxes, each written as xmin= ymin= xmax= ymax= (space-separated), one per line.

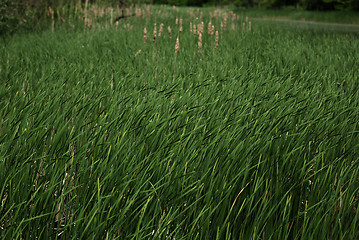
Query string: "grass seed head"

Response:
xmin=135 ymin=49 xmax=142 ymax=58
xmin=144 ymin=27 xmax=148 ymax=43
xmin=168 ymin=26 xmax=172 ymax=38
xmin=179 ymin=18 xmax=183 ymax=32
xmin=215 ymin=30 xmax=219 ymax=48
xmin=175 ymin=36 xmax=179 ymax=55
xmin=153 ymin=23 xmax=157 ymax=43
xmin=159 ymin=23 xmax=164 ymax=37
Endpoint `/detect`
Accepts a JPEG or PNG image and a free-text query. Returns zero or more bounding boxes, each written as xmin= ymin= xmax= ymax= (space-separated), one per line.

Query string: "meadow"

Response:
xmin=1 ymin=4 xmax=359 ymax=239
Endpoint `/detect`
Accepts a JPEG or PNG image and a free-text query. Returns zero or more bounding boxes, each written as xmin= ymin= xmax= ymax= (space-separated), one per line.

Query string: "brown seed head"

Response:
xmin=198 ymin=32 xmax=202 ymax=53
xmin=159 ymin=23 xmax=164 ymax=37
xmin=135 ymin=49 xmax=142 ymax=58
xmin=215 ymin=30 xmax=219 ymax=49
xmin=175 ymin=36 xmax=179 ymax=55
xmin=168 ymin=26 xmax=172 ymax=38
xmin=144 ymin=27 xmax=148 ymax=43
xmin=153 ymin=24 xmax=157 ymax=43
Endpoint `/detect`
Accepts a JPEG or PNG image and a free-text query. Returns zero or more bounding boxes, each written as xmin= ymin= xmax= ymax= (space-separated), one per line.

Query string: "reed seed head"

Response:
xmin=215 ymin=30 xmax=219 ymax=49
xmin=175 ymin=36 xmax=179 ymax=55
xmin=144 ymin=27 xmax=148 ymax=43
xmin=135 ymin=49 xmax=142 ymax=58
xmin=159 ymin=23 xmax=164 ymax=37
xmin=168 ymin=26 xmax=172 ymax=38
xmin=153 ymin=23 xmax=157 ymax=43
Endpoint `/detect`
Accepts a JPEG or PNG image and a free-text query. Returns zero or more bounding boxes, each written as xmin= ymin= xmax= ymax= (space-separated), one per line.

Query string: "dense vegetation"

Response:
xmin=1 ymin=4 xmax=359 ymax=239
xmin=1 ymin=0 xmax=358 ymax=35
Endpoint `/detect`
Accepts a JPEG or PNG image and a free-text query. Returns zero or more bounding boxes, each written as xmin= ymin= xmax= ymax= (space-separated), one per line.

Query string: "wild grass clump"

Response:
xmin=1 ymin=4 xmax=359 ymax=239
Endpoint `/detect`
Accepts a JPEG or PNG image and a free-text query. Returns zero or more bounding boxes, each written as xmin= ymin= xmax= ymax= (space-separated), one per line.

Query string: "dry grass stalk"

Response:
xmin=85 ymin=17 xmax=92 ymax=30
xmin=168 ymin=26 xmax=172 ymax=39
xmin=116 ymin=21 xmax=118 ymax=31
xmin=176 ymin=17 xmax=178 ymax=25
xmin=153 ymin=24 xmax=157 ymax=43
xmin=190 ymin=22 xmax=193 ymax=33
xmin=249 ymin=21 xmax=252 ymax=31
xmin=49 ymin=7 xmax=54 ymax=33
xmin=208 ymin=21 xmax=212 ymax=35
xmin=84 ymin=0 xmax=89 ymax=30
xmin=193 ymin=25 xmax=196 ymax=35
xmin=179 ymin=18 xmax=183 ymax=32
xmin=223 ymin=13 xmax=228 ymax=28
xmin=242 ymin=22 xmax=245 ymax=31
xmin=57 ymin=9 xmax=65 ymax=23
xmin=229 ymin=11 xmax=236 ymax=21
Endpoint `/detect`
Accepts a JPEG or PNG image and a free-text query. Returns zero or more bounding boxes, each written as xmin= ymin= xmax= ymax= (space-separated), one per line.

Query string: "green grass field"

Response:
xmin=1 ymin=5 xmax=359 ymax=239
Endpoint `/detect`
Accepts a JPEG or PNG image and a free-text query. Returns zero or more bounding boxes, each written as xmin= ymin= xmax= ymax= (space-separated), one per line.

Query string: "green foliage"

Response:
xmin=0 ymin=0 xmax=24 ymax=35
xmin=300 ymin=0 xmax=358 ymax=10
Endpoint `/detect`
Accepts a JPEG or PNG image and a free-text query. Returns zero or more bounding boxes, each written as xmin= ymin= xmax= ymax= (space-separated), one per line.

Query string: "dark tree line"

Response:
xmin=1 ymin=0 xmax=358 ymax=35
xmin=150 ymin=0 xmax=359 ymax=10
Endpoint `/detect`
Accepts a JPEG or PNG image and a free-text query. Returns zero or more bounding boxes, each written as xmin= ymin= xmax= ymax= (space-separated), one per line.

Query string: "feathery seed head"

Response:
xmin=215 ymin=30 xmax=219 ymax=49
xmin=135 ymin=49 xmax=142 ymax=58
xmin=175 ymin=36 xmax=179 ymax=55
xmin=198 ymin=32 xmax=202 ymax=53
xmin=153 ymin=23 xmax=157 ymax=42
xmin=144 ymin=27 xmax=148 ymax=43
xmin=159 ymin=23 xmax=164 ymax=37
xmin=168 ymin=26 xmax=172 ymax=38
